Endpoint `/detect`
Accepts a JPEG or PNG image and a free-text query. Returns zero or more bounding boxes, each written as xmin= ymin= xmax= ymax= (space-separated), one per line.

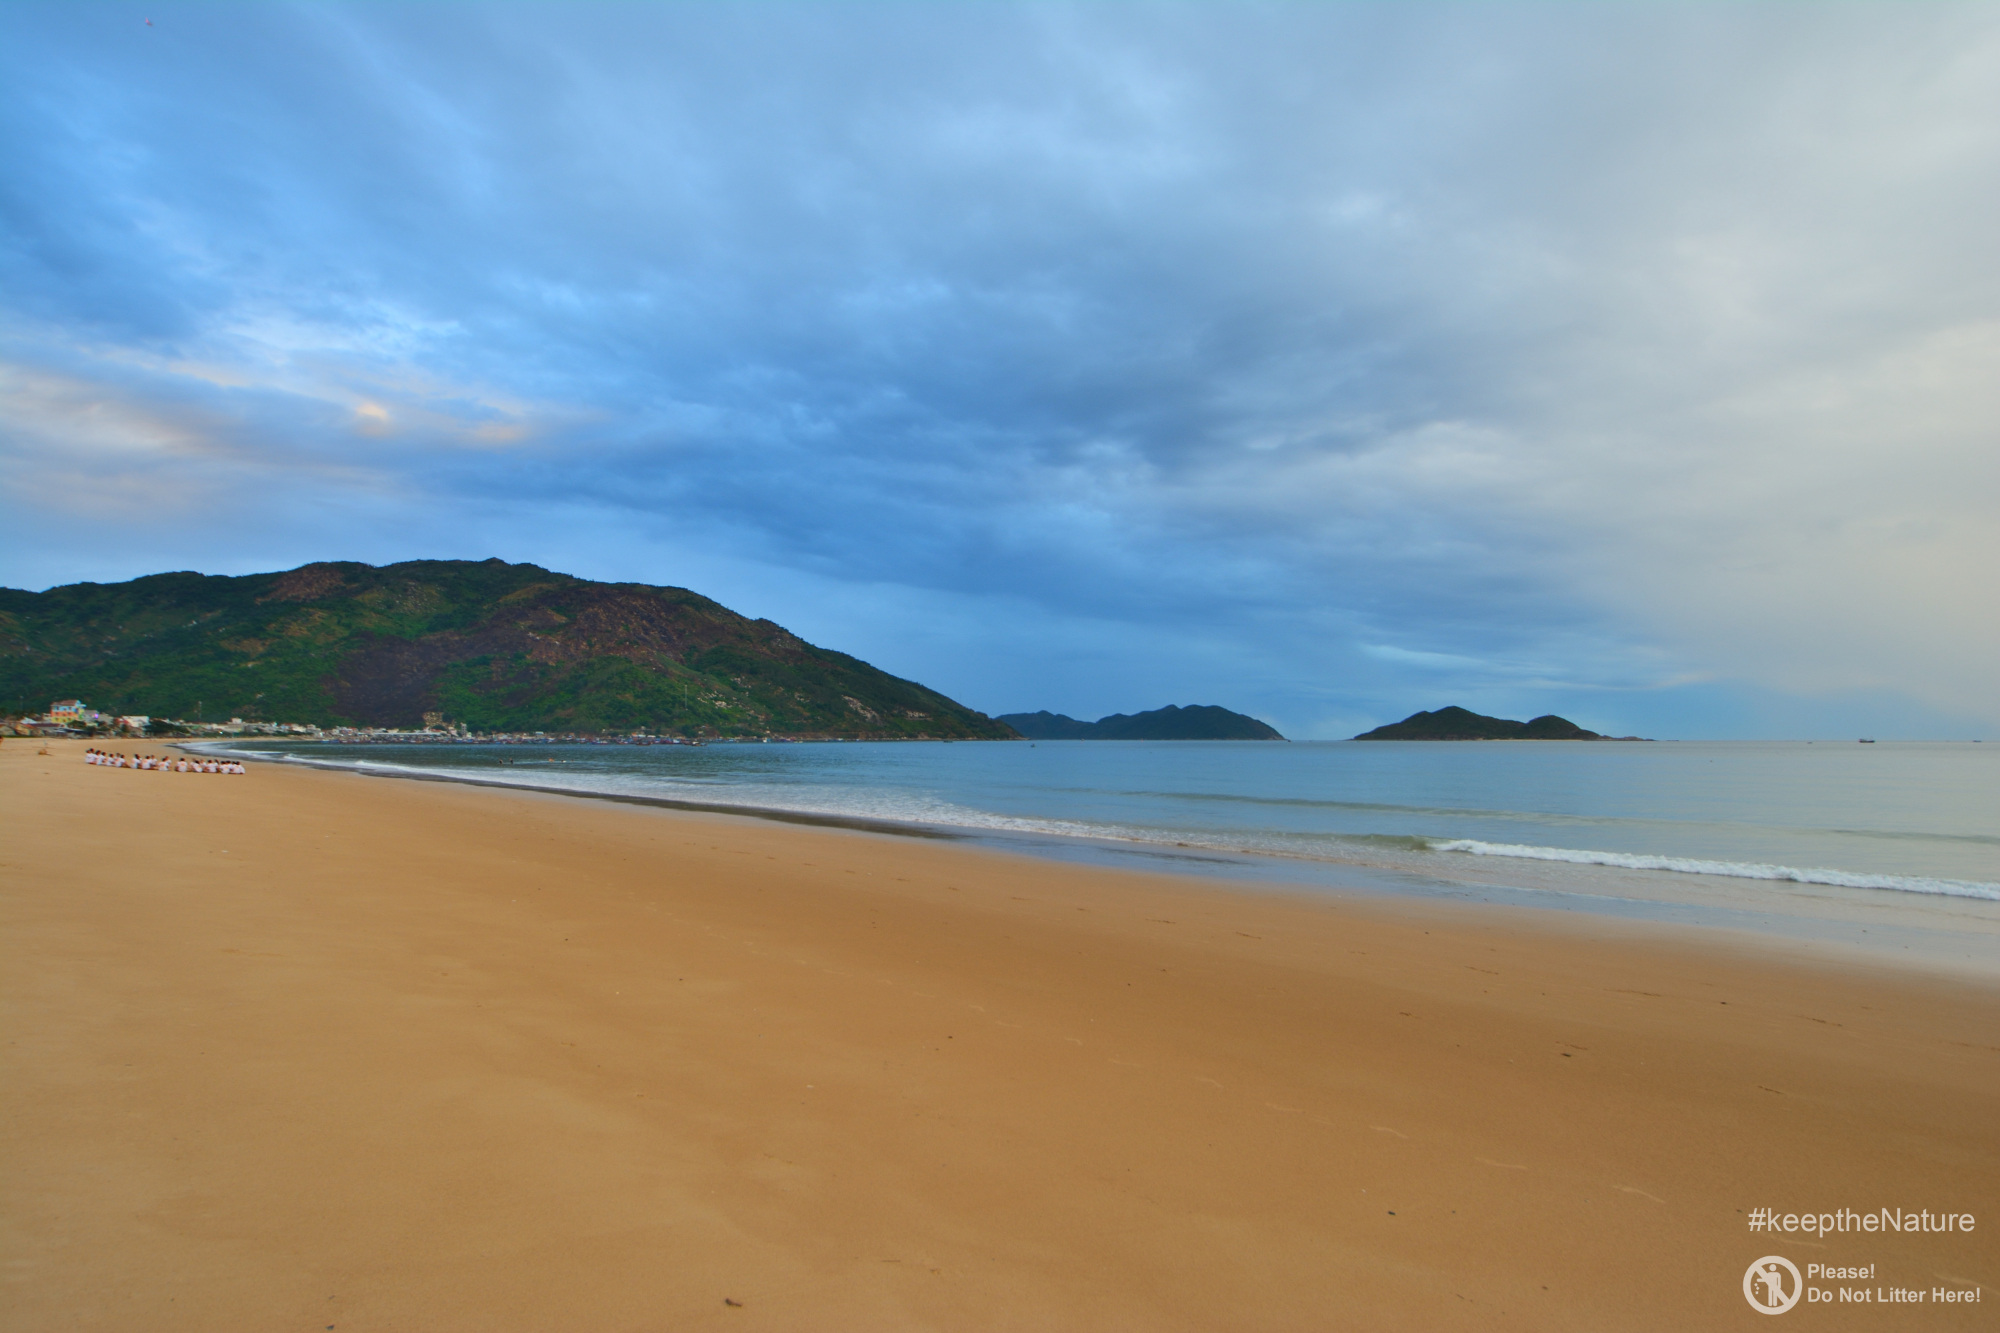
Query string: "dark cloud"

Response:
xmin=3 ymin=3 xmax=1995 ymax=735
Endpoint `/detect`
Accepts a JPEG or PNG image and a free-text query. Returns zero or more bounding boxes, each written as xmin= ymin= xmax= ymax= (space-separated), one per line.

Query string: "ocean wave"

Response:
xmin=217 ymin=743 xmax=1999 ymax=901
xmin=257 ymin=749 xmax=1129 ymax=841
xmin=1428 ymin=840 xmax=2000 ymax=901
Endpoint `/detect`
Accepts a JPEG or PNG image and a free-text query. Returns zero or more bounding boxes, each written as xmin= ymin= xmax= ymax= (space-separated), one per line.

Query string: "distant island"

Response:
xmin=1354 ymin=706 xmax=1648 ymax=741
xmin=998 ymin=704 xmax=1284 ymax=741
xmin=0 ymin=559 xmax=1016 ymax=740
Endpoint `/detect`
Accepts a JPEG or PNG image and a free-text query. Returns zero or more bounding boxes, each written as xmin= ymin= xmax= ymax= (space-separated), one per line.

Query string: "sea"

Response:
xmin=216 ymin=737 xmax=2000 ymax=973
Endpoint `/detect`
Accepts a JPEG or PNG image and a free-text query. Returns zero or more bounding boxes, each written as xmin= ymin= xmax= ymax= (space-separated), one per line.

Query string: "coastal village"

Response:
xmin=2 ymin=698 xmax=317 ymax=738
xmin=1 ymin=699 xmax=706 ymax=745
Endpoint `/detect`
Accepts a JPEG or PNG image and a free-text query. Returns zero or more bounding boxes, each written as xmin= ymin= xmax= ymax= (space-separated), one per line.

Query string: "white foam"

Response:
xmin=1429 ymin=840 xmax=2000 ymax=902
xmin=276 ymin=751 xmax=1125 ymax=841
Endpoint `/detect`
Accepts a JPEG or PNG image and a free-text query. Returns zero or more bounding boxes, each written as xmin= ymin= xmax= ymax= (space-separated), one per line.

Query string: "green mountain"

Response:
xmin=996 ymin=711 xmax=1098 ymax=739
xmin=1354 ymin=706 xmax=1637 ymax=740
xmin=0 ymin=559 xmax=1017 ymax=739
xmin=998 ymin=704 xmax=1284 ymax=740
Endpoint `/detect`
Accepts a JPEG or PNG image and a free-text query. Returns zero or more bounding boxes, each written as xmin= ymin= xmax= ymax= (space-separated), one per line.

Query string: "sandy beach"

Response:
xmin=4 ymin=739 xmax=1994 ymax=1330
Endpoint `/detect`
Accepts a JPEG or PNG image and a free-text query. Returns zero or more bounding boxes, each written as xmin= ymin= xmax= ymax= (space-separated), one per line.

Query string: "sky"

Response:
xmin=3 ymin=3 xmax=1996 ymax=739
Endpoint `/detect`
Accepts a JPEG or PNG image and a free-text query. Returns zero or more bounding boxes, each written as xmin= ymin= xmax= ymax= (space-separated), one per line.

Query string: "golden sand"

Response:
xmin=4 ymin=739 xmax=1994 ymax=1329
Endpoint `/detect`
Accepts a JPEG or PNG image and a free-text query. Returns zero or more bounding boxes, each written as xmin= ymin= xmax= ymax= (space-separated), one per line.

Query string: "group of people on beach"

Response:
xmin=84 ymin=749 xmax=244 ymax=775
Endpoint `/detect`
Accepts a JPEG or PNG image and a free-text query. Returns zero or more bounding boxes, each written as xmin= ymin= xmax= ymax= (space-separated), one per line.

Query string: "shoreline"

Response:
xmin=185 ymin=739 xmax=980 ymax=843
xmin=200 ymin=739 xmax=2000 ymax=982
xmin=7 ymin=738 xmax=1995 ymax=1328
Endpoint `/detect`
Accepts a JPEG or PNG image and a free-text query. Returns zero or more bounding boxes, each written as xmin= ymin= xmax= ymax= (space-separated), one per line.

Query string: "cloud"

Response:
xmin=2 ymin=3 xmax=1996 ymax=734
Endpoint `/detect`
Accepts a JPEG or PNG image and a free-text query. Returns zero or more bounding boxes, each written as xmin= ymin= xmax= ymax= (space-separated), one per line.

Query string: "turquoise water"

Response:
xmin=226 ymin=738 xmax=1998 ymax=901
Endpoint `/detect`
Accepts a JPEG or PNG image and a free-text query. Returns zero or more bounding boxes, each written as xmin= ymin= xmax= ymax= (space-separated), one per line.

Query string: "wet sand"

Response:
xmin=4 ymin=739 xmax=1994 ymax=1329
